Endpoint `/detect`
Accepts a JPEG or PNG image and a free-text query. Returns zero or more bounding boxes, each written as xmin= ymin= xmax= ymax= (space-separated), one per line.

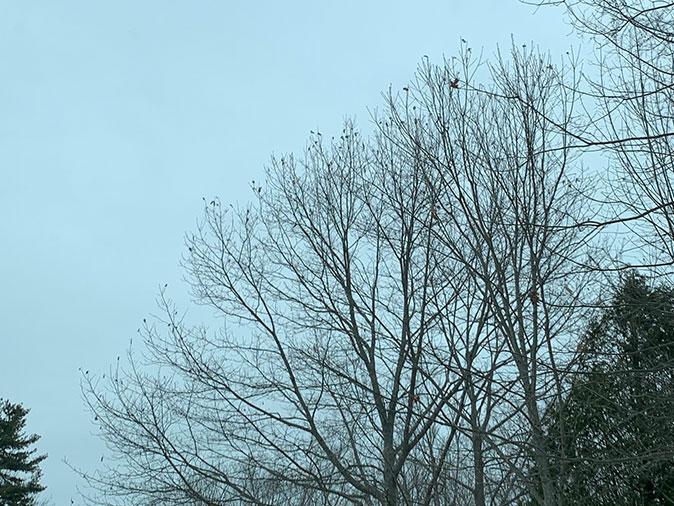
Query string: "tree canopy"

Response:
xmin=0 ymin=400 xmax=46 ymax=506
xmin=537 ymin=274 xmax=674 ymax=505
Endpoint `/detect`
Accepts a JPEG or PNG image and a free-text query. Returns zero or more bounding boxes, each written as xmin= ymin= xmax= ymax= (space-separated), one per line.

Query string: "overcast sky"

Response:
xmin=0 ymin=1 xmax=574 ymax=503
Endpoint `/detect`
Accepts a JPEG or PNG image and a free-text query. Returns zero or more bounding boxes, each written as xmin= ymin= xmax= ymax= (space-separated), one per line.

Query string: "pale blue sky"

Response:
xmin=0 ymin=1 xmax=572 ymax=503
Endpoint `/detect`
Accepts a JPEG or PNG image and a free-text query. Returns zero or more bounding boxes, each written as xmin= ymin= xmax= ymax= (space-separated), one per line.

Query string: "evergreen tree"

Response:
xmin=539 ymin=274 xmax=674 ymax=505
xmin=0 ymin=400 xmax=46 ymax=505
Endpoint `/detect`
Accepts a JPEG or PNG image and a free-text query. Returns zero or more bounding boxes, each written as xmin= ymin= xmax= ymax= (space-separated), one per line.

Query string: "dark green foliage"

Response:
xmin=0 ymin=400 xmax=46 ymax=505
xmin=541 ymin=274 xmax=674 ymax=505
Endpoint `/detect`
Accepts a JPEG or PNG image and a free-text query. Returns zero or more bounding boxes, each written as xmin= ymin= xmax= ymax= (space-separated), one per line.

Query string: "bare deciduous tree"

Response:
xmin=82 ymin=118 xmax=472 ymax=505
xmin=385 ymin=49 xmax=597 ymax=505
xmin=81 ymin=45 xmax=607 ymax=506
xmin=529 ymin=0 xmax=674 ymax=272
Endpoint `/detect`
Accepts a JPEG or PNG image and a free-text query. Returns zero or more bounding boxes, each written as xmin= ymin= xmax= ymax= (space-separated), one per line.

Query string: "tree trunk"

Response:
xmin=468 ymin=380 xmax=486 ymax=506
xmin=382 ymin=429 xmax=398 ymax=506
xmin=528 ymin=403 xmax=556 ymax=506
xmin=471 ymin=431 xmax=486 ymax=506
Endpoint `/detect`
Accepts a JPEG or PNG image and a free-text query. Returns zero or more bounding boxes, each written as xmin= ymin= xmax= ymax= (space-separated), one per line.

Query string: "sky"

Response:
xmin=0 ymin=1 xmax=574 ymax=503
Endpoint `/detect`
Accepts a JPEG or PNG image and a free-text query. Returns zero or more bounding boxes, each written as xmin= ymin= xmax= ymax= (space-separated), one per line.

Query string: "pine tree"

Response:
xmin=538 ymin=274 xmax=674 ymax=505
xmin=0 ymin=400 xmax=46 ymax=505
